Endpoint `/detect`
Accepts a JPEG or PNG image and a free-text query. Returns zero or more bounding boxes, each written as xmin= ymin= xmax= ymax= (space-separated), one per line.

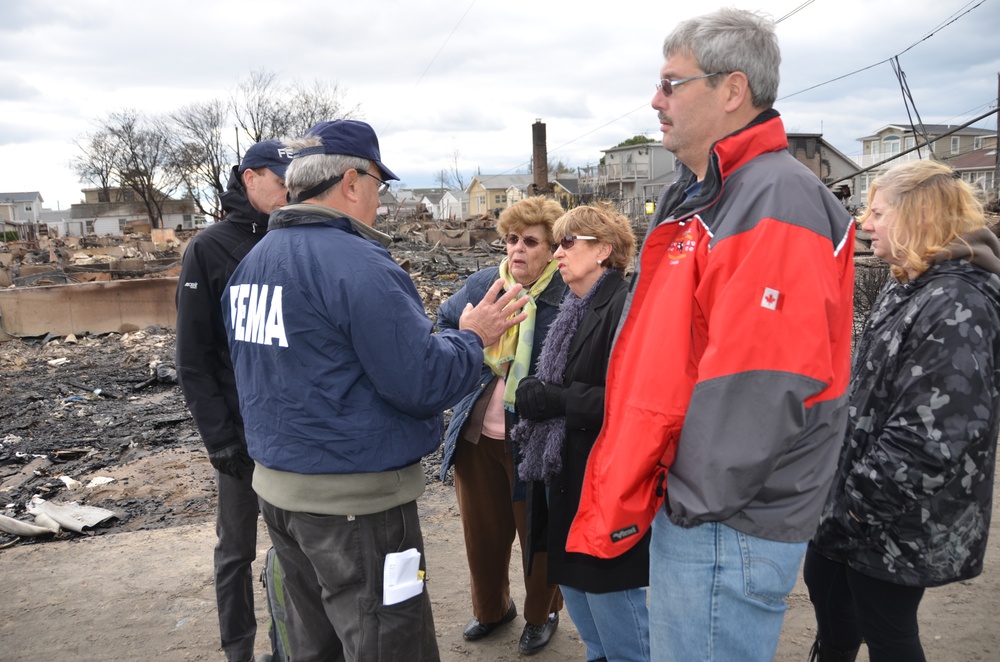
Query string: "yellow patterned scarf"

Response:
xmin=483 ymin=257 xmax=560 ymax=411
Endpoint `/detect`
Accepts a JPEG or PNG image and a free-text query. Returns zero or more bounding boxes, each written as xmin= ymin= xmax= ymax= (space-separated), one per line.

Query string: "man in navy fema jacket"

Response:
xmin=224 ymin=119 xmax=527 ymax=662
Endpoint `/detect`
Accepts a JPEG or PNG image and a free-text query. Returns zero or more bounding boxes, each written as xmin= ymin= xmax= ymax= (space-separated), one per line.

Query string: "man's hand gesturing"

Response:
xmin=458 ymin=279 xmax=530 ymax=347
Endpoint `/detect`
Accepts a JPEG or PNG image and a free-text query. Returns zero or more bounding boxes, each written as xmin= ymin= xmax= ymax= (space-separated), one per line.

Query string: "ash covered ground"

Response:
xmin=0 ymin=240 xmax=501 ymax=547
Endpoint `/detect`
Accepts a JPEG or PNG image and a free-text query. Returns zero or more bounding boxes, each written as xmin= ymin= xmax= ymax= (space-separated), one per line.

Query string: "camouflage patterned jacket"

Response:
xmin=812 ymin=228 xmax=1000 ymax=586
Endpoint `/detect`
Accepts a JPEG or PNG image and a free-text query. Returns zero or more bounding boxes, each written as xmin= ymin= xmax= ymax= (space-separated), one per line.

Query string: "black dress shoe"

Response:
xmin=518 ymin=611 xmax=559 ymax=655
xmin=462 ymin=599 xmax=517 ymax=641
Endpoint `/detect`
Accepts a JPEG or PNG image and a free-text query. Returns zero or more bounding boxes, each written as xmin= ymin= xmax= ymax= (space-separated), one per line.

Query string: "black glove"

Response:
xmin=208 ymin=443 xmax=255 ymax=479
xmin=515 ymin=376 xmax=567 ymax=421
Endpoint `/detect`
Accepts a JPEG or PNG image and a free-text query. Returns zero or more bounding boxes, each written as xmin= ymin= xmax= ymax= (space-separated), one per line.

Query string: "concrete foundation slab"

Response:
xmin=0 ymin=277 xmax=178 ymax=341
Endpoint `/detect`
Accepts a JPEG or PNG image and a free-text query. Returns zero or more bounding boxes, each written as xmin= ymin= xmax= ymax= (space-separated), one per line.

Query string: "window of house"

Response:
xmin=951 ymin=137 xmax=960 ymax=154
xmin=904 ymin=136 xmax=915 ymax=151
xmin=477 ymin=195 xmax=486 ymax=208
xmin=494 ymin=194 xmax=502 ymax=205
xmin=882 ymin=136 xmax=900 ymax=156
xmin=85 ymin=220 xmax=95 ymax=234
xmin=24 ymin=204 xmax=32 ymax=212
xmin=974 ymin=136 xmax=983 ymax=150
xmin=859 ymin=173 xmax=873 ymax=195
xmin=868 ymin=140 xmax=880 ymax=155
xmin=118 ymin=218 xmax=127 ymax=232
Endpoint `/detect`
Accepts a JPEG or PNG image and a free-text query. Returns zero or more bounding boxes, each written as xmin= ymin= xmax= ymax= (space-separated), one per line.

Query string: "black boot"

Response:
xmin=808 ymin=638 xmax=860 ymax=662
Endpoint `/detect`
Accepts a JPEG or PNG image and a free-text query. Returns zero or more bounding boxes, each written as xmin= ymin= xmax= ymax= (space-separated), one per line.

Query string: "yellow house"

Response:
xmin=466 ymin=174 xmax=535 ymax=217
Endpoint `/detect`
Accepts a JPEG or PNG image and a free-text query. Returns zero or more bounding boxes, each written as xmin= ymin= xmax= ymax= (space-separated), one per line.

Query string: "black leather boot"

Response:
xmin=808 ymin=638 xmax=860 ymax=662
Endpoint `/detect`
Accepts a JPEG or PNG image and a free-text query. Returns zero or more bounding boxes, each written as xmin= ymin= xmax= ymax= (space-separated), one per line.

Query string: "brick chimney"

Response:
xmin=531 ymin=119 xmax=552 ymax=195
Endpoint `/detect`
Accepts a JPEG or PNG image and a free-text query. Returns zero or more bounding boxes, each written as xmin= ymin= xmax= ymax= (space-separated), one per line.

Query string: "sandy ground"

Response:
xmin=2 ymin=450 xmax=999 ymax=661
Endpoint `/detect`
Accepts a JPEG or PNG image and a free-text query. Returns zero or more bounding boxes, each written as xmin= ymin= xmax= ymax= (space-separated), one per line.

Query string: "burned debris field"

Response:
xmin=0 ymin=238 xmax=498 ymax=547
xmin=0 ymin=328 xmax=213 ymax=543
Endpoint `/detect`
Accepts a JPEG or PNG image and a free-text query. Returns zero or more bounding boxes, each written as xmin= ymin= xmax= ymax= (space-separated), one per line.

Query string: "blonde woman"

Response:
xmin=805 ymin=160 xmax=1000 ymax=661
xmin=513 ymin=204 xmax=648 ymax=662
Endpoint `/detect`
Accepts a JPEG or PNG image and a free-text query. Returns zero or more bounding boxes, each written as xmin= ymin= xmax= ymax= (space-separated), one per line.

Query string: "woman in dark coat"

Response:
xmin=514 ymin=204 xmax=648 ymax=662
xmin=805 ymin=161 xmax=1000 ymax=662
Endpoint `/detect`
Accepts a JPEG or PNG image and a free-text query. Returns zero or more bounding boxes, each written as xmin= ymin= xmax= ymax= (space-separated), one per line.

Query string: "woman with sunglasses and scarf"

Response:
xmin=513 ymin=204 xmax=648 ymax=662
xmin=437 ymin=196 xmax=566 ymax=656
xmin=805 ymin=161 xmax=1000 ymax=661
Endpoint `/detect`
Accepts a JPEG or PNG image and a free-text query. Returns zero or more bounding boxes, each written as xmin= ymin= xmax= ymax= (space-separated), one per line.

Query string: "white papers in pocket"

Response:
xmin=383 ymin=548 xmax=424 ymax=606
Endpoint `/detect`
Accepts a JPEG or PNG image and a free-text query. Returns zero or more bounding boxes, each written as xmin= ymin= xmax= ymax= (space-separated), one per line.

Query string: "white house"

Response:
xmin=60 ymin=187 xmax=198 ymax=236
xmin=440 ymin=190 xmax=468 ymax=221
xmin=0 ymin=191 xmax=43 ymax=240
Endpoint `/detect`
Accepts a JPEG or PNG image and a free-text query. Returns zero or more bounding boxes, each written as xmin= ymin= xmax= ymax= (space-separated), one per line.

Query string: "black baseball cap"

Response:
xmin=239 ymin=139 xmax=292 ymax=179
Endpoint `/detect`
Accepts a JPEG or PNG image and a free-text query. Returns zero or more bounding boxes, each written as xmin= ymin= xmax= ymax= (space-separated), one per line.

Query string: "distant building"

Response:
xmin=466 ymin=174 xmax=536 ymax=217
xmin=949 ymin=139 xmax=998 ymax=194
xmin=786 ymin=133 xmax=858 ymax=204
xmin=46 ymin=187 xmax=198 ymax=237
xmin=853 ymin=123 xmax=997 ymax=201
xmin=407 ymin=188 xmax=448 ymax=220
xmin=553 ymin=176 xmax=579 ymax=211
xmin=440 ymin=190 xmax=468 ymax=221
xmin=577 ymin=142 xmax=677 ymax=218
xmin=0 ymin=191 xmax=43 ymax=241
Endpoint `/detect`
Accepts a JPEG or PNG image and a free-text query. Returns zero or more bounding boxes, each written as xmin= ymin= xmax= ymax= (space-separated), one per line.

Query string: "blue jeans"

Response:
xmin=649 ymin=509 xmax=805 ymax=662
xmin=561 ymin=584 xmax=650 ymax=662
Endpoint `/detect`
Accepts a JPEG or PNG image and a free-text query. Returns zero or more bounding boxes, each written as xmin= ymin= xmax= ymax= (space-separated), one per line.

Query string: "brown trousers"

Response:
xmin=453 ymin=434 xmax=563 ymax=626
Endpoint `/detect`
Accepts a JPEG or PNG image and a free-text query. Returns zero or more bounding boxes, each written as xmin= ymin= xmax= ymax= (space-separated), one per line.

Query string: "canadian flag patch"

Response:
xmin=760 ymin=287 xmax=782 ymax=310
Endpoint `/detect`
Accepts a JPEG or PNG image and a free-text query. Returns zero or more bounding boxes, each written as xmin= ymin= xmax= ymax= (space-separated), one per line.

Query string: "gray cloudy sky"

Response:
xmin=1 ymin=0 xmax=997 ymax=210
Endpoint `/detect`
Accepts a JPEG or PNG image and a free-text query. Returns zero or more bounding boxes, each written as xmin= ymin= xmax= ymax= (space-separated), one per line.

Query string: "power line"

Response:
xmin=451 ymin=0 xmax=992 ymax=182
xmin=550 ymin=1 xmax=988 ymax=165
xmin=891 ymin=57 xmax=931 ymax=158
xmin=828 ymin=106 xmax=999 ymax=186
xmin=413 ymin=0 xmax=479 ymax=88
xmin=383 ymin=0 xmax=478 ymax=134
xmin=916 ymin=1 xmax=981 ymax=45
xmin=775 ymin=0 xmax=816 ymax=24
xmin=779 ymin=0 xmax=987 ymax=101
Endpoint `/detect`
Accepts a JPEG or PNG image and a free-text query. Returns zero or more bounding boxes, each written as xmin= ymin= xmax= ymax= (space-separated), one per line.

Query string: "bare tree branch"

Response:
xmin=230 ymin=69 xmax=361 ymax=154
xmin=170 ymin=100 xmax=230 ymax=220
xmin=230 ymin=69 xmax=282 ymax=148
xmin=440 ymin=147 xmax=467 ymax=190
xmin=853 ymin=258 xmax=890 ymax=345
xmin=284 ymin=78 xmax=361 ymax=137
xmin=70 ymin=70 xmax=362 ymax=230
xmin=103 ymin=109 xmax=183 ymax=229
xmin=72 ymin=128 xmax=120 ymax=201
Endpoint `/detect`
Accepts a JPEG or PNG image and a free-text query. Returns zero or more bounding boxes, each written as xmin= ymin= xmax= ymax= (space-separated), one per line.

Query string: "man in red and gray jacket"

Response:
xmin=567 ymin=9 xmax=855 ymax=661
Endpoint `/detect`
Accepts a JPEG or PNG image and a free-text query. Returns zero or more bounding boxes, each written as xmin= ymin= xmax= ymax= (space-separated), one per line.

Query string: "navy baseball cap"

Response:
xmin=239 ymin=139 xmax=292 ymax=179
xmin=294 ymin=120 xmax=399 ymax=181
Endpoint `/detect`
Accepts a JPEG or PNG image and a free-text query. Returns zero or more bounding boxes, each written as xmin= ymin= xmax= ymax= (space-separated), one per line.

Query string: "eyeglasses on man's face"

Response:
xmin=360 ymin=170 xmax=390 ymax=195
xmin=504 ymin=233 xmax=550 ymax=249
xmin=655 ymin=72 xmax=724 ymax=97
xmin=558 ymin=235 xmax=598 ymax=250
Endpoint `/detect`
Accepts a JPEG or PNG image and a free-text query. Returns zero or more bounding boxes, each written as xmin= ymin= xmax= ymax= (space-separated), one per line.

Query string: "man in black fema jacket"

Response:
xmin=175 ymin=139 xmax=291 ymax=662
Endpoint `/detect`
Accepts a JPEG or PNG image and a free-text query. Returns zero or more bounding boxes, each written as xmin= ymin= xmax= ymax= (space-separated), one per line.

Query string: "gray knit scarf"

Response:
xmin=513 ymin=269 xmax=614 ymax=482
